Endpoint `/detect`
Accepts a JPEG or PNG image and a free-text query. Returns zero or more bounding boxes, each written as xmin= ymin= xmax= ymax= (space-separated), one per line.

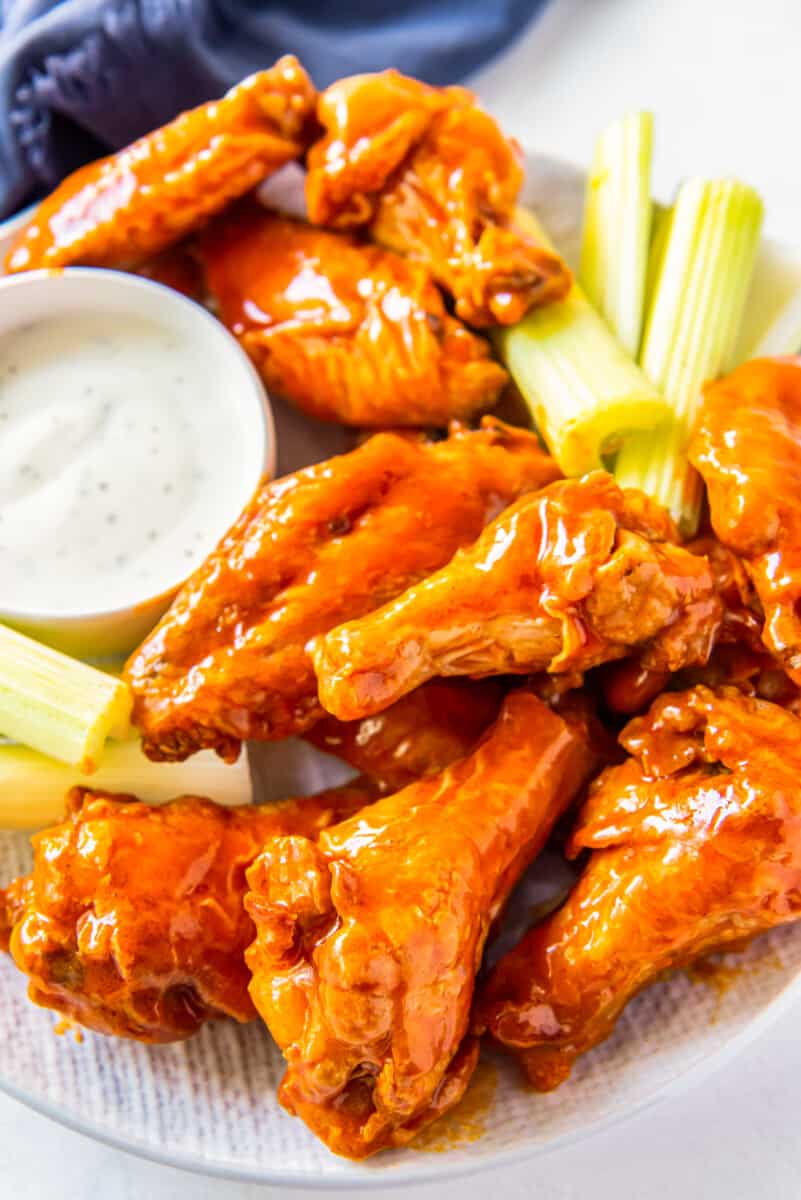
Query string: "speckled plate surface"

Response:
xmin=2 ymin=154 xmax=801 ymax=1187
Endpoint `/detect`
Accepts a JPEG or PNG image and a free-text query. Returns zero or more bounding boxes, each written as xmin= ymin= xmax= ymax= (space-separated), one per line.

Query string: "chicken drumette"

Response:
xmin=125 ymin=419 xmax=559 ymax=762
xmin=305 ymin=70 xmax=571 ymax=326
xmin=199 ymin=205 xmax=507 ymax=425
xmin=690 ymin=357 xmax=801 ymax=683
xmin=477 ymin=686 xmax=801 ymax=1089
xmin=0 ymin=783 xmax=370 ymax=1042
xmin=5 ymin=57 xmax=316 ymax=273
xmin=245 ymin=688 xmax=600 ymax=1158
xmin=312 ymin=473 xmax=722 ymax=721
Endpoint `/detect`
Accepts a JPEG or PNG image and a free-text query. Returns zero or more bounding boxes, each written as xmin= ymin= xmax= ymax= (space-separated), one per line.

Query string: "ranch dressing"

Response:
xmin=0 ymin=311 xmax=248 ymax=615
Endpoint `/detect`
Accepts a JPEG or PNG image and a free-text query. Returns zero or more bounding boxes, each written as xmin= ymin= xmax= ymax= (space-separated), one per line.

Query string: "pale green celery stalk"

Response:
xmin=644 ymin=202 xmax=671 ymax=318
xmin=580 ymin=111 xmax=654 ymax=356
xmin=499 ymin=207 xmax=671 ymax=477
xmin=0 ymin=623 xmax=132 ymax=770
xmin=615 ymin=178 xmax=763 ymax=535
xmin=0 ymin=738 xmax=251 ymax=830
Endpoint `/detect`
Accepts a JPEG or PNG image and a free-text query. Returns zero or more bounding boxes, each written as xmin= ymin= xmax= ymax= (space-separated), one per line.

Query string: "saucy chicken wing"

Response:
xmin=306 ymin=678 xmax=507 ymax=793
xmin=312 ymin=473 xmax=722 ymax=721
xmin=0 ymin=876 xmax=28 ymax=954
xmin=690 ymin=358 xmax=801 ymax=683
xmin=135 ymin=241 xmax=206 ymax=301
xmin=245 ymin=688 xmax=600 ymax=1158
xmin=126 ymin=419 xmax=559 ymax=762
xmin=673 ymin=537 xmax=800 ymax=708
xmin=599 ymin=535 xmax=766 ymax=715
xmin=5 ymin=57 xmax=317 ymax=273
xmin=199 ymin=205 xmax=508 ymax=425
xmin=0 ymin=783 xmax=370 ymax=1042
xmin=477 ymin=686 xmax=801 ymax=1089
xmin=305 ymin=71 xmax=571 ymax=326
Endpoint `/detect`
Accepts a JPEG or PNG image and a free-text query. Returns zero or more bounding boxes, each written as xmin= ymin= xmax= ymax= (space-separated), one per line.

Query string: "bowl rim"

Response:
xmin=0 ymin=266 xmax=276 ymax=625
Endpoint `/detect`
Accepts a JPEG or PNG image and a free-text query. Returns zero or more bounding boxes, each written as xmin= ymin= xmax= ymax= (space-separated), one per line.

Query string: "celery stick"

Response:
xmin=580 ymin=112 xmax=654 ymax=355
xmin=0 ymin=738 xmax=251 ymax=830
xmin=615 ymin=178 xmax=763 ymax=534
xmin=644 ymin=202 xmax=672 ymax=319
xmin=498 ymin=208 xmax=671 ymax=476
xmin=0 ymin=623 xmax=132 ymax=771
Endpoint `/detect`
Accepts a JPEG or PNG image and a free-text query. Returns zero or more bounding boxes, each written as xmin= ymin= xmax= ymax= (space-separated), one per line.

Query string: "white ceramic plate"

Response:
xmin=1 ymin=155 xmax=801 ymax=1188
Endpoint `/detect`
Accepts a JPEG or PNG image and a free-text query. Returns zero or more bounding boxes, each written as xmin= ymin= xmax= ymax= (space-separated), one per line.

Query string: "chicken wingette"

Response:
xmin=305 ymin=70 xmax=570 ymax=326
xmin=0 ymin=783 xmax=371 ymax=1042
xmin=126 ymin=419 xmax=560 ymax=762
xmin=5 ymin=57 xmax=316 ymax=272
xmin=477 ymin=686 xmax=801 ymax=1089
xmin=690 ymin=357 xmax=801 ymax=683
xmin=200 ymin=205 xmax=508 ymax=425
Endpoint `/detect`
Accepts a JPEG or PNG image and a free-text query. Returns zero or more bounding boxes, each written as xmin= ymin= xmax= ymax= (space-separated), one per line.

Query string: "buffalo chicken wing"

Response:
xmin=477 ymin=686 xmax=801 ymax=1089
xmin=245 ymin=689 xmax=600 ymax=1158
xmin=599 ymin=535 xmax=768 ymax=715
xmin=199 ymin=205 xmax=507 ymax=425
xmin=126 ymin=419 xmax=559 ymax=762
xmin=306 ymin=678 xmax=507 ymax=793
xmin=1 ymin=783 xmax=370 ymax=1042
xmin=5 ymin=57 xmax=317 ymax=273
xmin=690 ymin=357 xmax=801 ymax=683
xmin=312 ymin=473 xmax=722 ymax=721
xmin=305 ymin=70 xmax=571 ymax=326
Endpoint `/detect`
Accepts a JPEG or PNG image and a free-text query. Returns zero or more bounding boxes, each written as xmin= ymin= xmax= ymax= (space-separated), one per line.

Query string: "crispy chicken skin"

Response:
xmin=5 ymin=57 xmax=317 ymax=273
xmin=312 ymin=473 xmax=722 ymax=722
xmin=687 ymin=536 xmax=765 ymax=653
xmin=599 ymin=536 xmax=767 ymax=715
xmin=306 ymin=678 xmax=507 ymax=793
xmin=476 ymin=686 xmax=801 ymax=1090
xmin=245 ymin=689 xmax=600 ymax=1158
xmin=690 ymin=358 xmax=801 ymax=683
xmin=675 ymin=537 xmax=800 ymax=708
xmin=0 ymin=784 xmax=371 ymax=1043
xmin=125 ymin=419 xmax=560 ymax=763
xmin=199 ymin=205 xmax=508 ymax=426
xmin=305 ymin=70 xmax=571 ymax=326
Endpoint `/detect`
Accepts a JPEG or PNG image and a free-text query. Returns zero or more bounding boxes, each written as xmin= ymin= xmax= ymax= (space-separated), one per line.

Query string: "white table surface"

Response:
xmin=4 ymin=0 xmax=801 ymax=1195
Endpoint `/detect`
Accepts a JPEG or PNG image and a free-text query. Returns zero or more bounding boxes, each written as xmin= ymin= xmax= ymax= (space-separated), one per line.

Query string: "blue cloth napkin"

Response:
xmin=0 ymin=0 xmax=547 ymax=219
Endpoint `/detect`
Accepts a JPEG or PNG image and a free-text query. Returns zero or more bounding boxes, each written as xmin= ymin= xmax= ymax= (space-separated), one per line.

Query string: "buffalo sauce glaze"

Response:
xmin=199 ymin=204 xmax=508 ymax=426
xmin=477 ymin=686 xmax=801 ymax=1091
xmin=2 ymin=782 xmax=371 ymax=1041
xmin=244 ymin=690 xmax=602 ymax=1158
xmin=125 ymin=420 xmax=560 ymax=761
xmin=5 ymin=58 xmax=317 ymax=273
xmin=690 ymin=356 xmax=801 ymax=682
xmin=305 ymin=70 xmax=571 ymax=325
xmin=311 ymin=472 xmax=722 ymax=722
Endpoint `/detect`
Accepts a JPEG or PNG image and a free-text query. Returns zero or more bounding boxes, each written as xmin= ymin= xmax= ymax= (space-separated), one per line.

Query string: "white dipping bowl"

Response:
xmin=0 ymin=269 xmax=274 ymax=658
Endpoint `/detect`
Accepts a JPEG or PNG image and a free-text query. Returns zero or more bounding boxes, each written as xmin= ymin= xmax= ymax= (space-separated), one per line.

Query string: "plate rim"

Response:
xmin=3 ymin=958 xmax=801 ymax=1188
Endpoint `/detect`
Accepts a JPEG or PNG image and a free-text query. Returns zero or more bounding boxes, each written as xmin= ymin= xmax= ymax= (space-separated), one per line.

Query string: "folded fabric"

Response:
xmin=0 ymin=0 xmax=547 ymax=219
